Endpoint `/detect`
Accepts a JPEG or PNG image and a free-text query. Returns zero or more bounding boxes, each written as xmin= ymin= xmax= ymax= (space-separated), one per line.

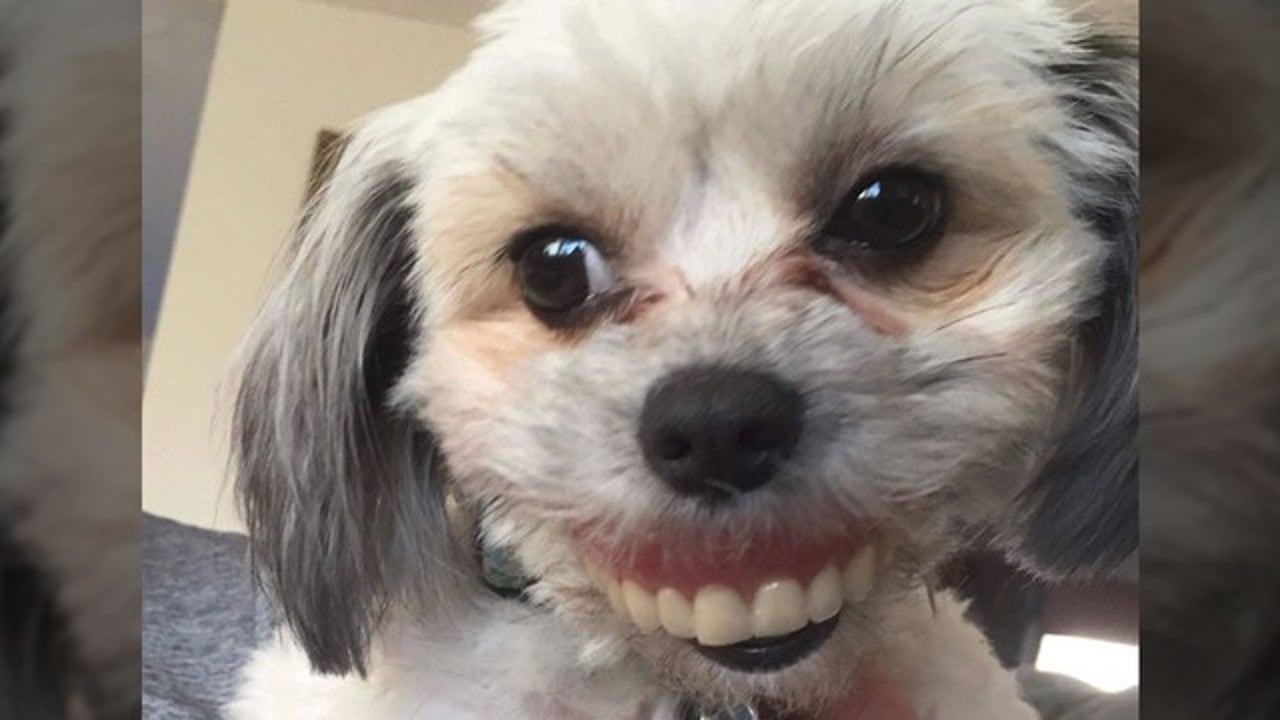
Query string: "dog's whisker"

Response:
xmin=909 ymin=351 xmax=1010 ymax=389
xmin=882 ymin=3 xmax=986 ymax=82
xmin=928 ymin=300 xmax=1021 ymax=334
xmin=940 ymin=351 xmax=1010 ymax=367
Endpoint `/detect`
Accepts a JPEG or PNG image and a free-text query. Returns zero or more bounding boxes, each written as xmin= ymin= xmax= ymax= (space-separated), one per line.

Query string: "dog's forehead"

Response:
xmin=456 ymin=0 xmax=1069 ymax=140
xmin=409 ymin=0 xmax=1078 ymax=319
xmin=424 ymin=0 xmax=1071 ymax=215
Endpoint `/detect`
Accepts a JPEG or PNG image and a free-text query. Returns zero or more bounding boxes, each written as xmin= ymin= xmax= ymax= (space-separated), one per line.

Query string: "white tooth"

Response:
xmin=656 ymin=588 xmax=696 ymax=639
xmin=693 ymin=585 xmax=752 ymax=646
xmin=751 ymin=579 xmax=809 ymax=638
xmin=606 ymin=579 xmax=627 ymax=616
xmin=806 ymin=566 xmax=843 ymax=622
xmin=622 ymin=581 xmax=660 ymax=632
xmin=877 ymin=534 xmax=897 ymax=571
xmin=843 ymin=546 xmax=876 ymax=603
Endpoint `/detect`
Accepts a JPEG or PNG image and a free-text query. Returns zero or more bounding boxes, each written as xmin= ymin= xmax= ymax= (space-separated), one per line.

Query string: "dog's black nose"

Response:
xmin=639 ymin=365 xmax=803 ymax=500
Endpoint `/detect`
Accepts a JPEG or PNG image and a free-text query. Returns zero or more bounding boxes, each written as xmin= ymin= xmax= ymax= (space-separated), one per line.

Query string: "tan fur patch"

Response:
xmin=736 ymin=244 xmax=1035 ymax=338
xmin=901 ymin=239 xmax=1018 ymax=309
xmin=738 ymin=250 xmax=911 ymax=336
xmin=434 ymin=309 xmax=565 ymax=388
xmin=421 ymin=167 xmax=540 ymax=322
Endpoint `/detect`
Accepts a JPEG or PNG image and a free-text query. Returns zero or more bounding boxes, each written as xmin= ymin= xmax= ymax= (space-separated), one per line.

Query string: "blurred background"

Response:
xmin=142 ymin=0 xmax=476 ymax=530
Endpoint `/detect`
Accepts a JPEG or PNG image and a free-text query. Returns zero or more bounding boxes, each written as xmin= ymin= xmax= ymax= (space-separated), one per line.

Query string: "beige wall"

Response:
xmin=142 ymin=0 xmax=474 ymax=530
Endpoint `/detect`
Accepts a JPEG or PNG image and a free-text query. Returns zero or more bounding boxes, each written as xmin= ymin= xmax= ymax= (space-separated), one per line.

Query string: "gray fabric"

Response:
xmin=142 ymin=514 xmax=275 ymax=720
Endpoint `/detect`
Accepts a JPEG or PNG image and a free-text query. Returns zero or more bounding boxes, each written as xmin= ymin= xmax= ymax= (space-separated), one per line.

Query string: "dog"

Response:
xmin=228 ymin=1 xmax=1136 ymax=717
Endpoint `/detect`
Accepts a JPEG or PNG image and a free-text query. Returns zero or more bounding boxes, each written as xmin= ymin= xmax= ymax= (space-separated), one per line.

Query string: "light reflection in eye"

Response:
xmin=533 ymin=235 xmax=614 ymax=299
xmin=858 ymin=181 xmax=882 ymax=201
xmin=545 ymin=238 xmax=590 ymax=258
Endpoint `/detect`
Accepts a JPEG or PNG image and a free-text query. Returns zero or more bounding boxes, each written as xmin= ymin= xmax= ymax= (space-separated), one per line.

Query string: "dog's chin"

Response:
xmin=571 ymin=523 xmax=905 ymax=707
xmin=638 ymin=601 xmax=882 ymax=706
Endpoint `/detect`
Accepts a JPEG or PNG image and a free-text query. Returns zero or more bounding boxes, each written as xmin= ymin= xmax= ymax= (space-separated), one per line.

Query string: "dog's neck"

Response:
xmin=479 ymin=536 xmax=817 ymax=720
xmin=677 ymin=699 xmax=811 ymax=720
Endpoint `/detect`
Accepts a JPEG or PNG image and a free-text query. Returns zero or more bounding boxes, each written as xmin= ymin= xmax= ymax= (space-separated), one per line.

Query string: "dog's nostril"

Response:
xmin=737 ymin=422 xmax=782 ymax=453
xmin=638 ymin=365 xmax=803 ymax=501
xmin=655 ymin=433 xmax=693 ymax=461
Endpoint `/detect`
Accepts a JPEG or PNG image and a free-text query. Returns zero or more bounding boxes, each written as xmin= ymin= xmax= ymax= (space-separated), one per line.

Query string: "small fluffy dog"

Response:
xmin=230 ymin=1 xmax=1136 ymax=717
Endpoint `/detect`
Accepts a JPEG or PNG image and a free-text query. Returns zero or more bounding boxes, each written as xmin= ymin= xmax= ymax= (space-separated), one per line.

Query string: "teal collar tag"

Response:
xmin=480 ymin=541 xmax=534 ymax=598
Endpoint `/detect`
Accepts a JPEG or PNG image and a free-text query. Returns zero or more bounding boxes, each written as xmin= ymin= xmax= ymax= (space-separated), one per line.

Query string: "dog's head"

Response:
xmin=234 ymin=0 xmax=1135 ymax=710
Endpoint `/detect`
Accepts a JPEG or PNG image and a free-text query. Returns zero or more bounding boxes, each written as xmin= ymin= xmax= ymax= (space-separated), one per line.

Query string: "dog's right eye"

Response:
xmin=513 ymin=228 xmax=615 ymax=317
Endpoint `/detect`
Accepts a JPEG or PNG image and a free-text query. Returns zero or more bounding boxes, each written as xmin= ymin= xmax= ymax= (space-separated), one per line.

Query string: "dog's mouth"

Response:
xmin=583 ymin=527 xmax=882 ymax=673
xmin=692 ymin=615 xmax=841 ymax=672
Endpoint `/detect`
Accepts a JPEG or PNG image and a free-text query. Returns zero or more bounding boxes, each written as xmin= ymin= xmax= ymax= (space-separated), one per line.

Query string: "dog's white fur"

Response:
xmin=230 ymin=1 xmax=1136 ymax=717
xmin=232 ymin=589 xmax=1030 ymax=719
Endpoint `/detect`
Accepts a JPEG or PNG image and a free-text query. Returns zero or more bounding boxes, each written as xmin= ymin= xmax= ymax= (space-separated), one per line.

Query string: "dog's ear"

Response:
xmin=232 ymin=127 xmax=458 ymax=675
xmin=1011 ymin=31 xmax=1138 ymax=576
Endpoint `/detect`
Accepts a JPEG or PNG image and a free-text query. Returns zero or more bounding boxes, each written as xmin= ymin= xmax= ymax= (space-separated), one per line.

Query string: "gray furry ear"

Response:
xmin=232 ymin=140 xmax=455 ymax=675
xmin=1013 ymin=32 xmax=1138 ymax=576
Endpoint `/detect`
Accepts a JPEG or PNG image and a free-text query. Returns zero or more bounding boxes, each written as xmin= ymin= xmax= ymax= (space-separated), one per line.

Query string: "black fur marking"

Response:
xmin=235 ymin=167 xmax=450 ymax=677
xmin=358 ymin=178 xmax=417 ymax=408
xmin=0 ymin=103 xmax=69 ymax=719
xmin=1018 ymin=34 xmax=1139 ymax=575
xmin=0 ymin=529 xmax=70 ymax=720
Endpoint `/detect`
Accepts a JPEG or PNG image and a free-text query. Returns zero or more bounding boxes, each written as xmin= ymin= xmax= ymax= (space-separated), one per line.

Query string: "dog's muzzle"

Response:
xmin=570 ymin=363 xmax=878 ymax=674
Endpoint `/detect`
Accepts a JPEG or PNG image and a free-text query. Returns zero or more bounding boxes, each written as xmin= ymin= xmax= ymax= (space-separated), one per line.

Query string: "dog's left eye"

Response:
xmin=816 ymin=167 xmax=946 ymax=258
xmin=514 ymin=229 xmax=615 ymax=315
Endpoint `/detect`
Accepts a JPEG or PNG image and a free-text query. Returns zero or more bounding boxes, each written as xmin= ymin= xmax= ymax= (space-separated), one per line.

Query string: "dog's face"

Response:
xmin=235 ymin=0 xmax=1136 ymax=711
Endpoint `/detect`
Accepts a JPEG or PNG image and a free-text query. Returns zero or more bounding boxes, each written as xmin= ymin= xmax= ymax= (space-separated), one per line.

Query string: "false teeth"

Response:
xmin=693 ymin=585 xmax=752 ymax=646
xmin=751 ymin=579 xmax=809 ymax=638
xmin=592 ymin=543 xmax=883 ymax=645
xmin=805 ymin=566 xmax=843 ymax=623
xmin=657 ymin=588 xmax=696 ymax=638
xmin=622 ymin=580 xmax=661 ymax=632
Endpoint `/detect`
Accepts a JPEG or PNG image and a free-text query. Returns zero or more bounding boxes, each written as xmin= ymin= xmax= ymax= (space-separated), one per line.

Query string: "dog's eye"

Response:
xmin=818 ymin=168 xmax=945 ymax=256
xmin=515 ymin=230 xmax=614 ymax=315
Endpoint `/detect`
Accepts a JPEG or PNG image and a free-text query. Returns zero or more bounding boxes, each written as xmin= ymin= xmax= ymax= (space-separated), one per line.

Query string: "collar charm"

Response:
xmin=480 ymin=540 xmax=534 ymax=598
xmin=678 ymin=698 xmax=800 ymax=720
